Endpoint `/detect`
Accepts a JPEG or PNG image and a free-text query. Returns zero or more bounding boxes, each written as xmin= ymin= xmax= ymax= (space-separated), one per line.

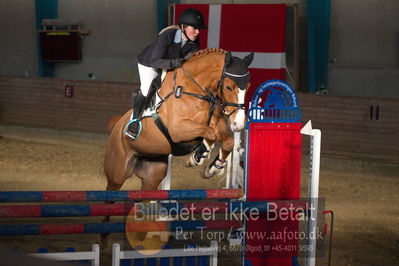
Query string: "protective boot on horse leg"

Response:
xmin=187 ymin=115 xmax=234 ymax=178
xmin=203 ymin=134 xmax=234 ymax=179
xmin=125 ymin=75 xmax=161 ymax=139
xmin=203 ymin=149 xmax=227 ymax=179
xmin=187 ymin=136 xmax=230 ymax=179
xmin=186 ymin=102 xmax=220 ymax=167
xmin=186 ymin=139 xmax=214 ymax=167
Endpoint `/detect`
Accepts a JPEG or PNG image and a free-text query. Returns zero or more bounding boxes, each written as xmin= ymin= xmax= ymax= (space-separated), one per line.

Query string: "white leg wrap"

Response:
xmin=186 ymin=140 xmax=215 ymax=167
xmin=202 ymin=150 xmax=226 ymax=179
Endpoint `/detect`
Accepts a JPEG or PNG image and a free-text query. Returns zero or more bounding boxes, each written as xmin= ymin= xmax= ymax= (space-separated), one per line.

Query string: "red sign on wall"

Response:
xmin=65 ymin=85 xmax=73 ymax=97
xmin=40 ymin=31 xmax=82 ymax=62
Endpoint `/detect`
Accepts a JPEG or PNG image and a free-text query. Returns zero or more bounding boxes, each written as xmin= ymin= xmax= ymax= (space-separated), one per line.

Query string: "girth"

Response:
xmin=152 ymin=113 xmax=202 ymax=156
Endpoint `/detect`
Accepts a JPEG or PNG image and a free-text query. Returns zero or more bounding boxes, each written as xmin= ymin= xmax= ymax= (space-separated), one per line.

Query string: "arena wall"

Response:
xmin=0 ymin=76 xmax=136 ymax=134
xmin=298 ymin=93 xmax=399 ymax=164
xmin=1 ymin=76 xmax=398 ymax=164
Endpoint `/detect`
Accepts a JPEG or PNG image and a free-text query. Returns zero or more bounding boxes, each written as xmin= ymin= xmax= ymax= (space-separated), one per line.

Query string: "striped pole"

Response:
xmin=0 ymin=201 xmax=277 ymax=218
xmin=0 ymin=220 xmax=241 ymax=236
xmin=0 ymin=189 xmax=243 ymax=202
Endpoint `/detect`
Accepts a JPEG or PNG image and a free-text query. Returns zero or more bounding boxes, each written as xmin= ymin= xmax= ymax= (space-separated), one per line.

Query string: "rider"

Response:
xmin=125 ymin=8 xmax=207 ymax=139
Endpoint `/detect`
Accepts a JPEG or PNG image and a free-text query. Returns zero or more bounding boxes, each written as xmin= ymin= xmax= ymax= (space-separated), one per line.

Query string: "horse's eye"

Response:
xmin=226 ymin=85 xmax=233 ymax=91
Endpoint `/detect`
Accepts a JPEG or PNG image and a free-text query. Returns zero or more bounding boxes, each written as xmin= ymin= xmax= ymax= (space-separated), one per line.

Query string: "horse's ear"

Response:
xmin=244 ymin=52 xmax=254 ymax=67
xmin=225 ymin=51 xmax=233 ymax=66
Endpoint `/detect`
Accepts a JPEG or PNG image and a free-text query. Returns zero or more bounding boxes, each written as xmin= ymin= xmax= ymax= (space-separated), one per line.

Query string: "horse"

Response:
xmin=101 ymin=48 xmax=253 ymax=247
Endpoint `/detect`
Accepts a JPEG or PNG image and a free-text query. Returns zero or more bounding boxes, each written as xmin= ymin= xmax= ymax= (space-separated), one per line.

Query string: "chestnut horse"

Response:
xmin=104 ymin=48 xmax=253 ymax=192
xmin=101 ymin=49 xmax=252 ymax=247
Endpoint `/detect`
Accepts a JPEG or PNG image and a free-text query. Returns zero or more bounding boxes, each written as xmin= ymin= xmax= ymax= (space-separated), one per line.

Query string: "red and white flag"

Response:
xmin=175 ymin=4 xmax=286 ymax=105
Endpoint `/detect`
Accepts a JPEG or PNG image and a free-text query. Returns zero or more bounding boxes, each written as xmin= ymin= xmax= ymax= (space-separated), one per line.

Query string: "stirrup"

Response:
xmin=124 ymin=119 xmax=142 ymax=140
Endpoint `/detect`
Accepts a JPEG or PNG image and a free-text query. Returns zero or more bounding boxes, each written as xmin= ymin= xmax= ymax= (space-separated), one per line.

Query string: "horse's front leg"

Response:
xmin=186 ymin=139 xmax=216 ymax=167
xmin=168 ymin=119 xmax=218 ymax=167
xmin=169 ymin=119 xmax=217 ymax=144
xmin=202 ymin=135 xmax=234 ymax=179
xmin=201 ymin=118 xmax=234 ymax=179
xmin=183 ymin=117 xmax=222 ymax=167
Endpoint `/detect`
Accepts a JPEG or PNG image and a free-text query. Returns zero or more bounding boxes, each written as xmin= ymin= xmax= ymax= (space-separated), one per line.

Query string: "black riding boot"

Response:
xmin=125 ymin=75 xmax=161 ymax=140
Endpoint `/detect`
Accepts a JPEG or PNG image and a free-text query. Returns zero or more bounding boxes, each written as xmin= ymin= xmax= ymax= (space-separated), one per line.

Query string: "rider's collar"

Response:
xmin=174 ymin=30 xmax=182 ymax=43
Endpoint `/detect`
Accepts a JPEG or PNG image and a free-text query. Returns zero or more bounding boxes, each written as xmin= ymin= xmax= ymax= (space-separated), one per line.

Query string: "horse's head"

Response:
xmin=219 ymin=51 xmax=254 ymax=132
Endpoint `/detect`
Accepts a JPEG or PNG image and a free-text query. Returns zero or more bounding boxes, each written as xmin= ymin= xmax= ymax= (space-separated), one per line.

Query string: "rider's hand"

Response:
xmin=169 ymin=58 xmax=185 ymax=69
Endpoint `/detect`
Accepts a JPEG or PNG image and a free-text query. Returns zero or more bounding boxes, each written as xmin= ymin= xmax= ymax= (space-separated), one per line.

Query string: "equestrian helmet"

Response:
xmin=177 ymin=8 xmax=207 ymax=29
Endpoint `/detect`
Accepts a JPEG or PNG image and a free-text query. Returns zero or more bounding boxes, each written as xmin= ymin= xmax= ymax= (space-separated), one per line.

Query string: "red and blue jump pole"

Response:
xmin=0 ymin=189 xmax=243 ymax=202
xmin=0 ymin=201 xmax=277 ymax=218
xmin=0 ymin=220 xmax=241 ymax=236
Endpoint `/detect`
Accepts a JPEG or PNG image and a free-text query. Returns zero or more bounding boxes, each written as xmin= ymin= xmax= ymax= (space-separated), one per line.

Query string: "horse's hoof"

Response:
xmin=202 ymin=157 xmax=226 ymax=179
xmin=202 ymin=166 xmax=214 ymax=179
xmin=186 ymin=154 xmax=202 ymax=167
xmin=202 ymin=165 xmax=225 ymax=179
xmin=202 ymin=166 xmax=225 ymax=179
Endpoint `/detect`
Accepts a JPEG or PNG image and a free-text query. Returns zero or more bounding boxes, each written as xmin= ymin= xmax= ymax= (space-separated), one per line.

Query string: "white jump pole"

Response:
xmin=301 ymin=120 xmax=321 ymax=266
xmin=233 ymin=131 xmax=245 ymax=189
xmin=225 ymin=131 xmax=245 ymax=189
xmin=161 ymin=154 xmax=172 ymax=190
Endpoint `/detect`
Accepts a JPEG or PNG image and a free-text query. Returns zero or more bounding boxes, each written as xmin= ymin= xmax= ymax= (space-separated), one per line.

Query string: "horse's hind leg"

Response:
xmin=100 ymin=145 xmax=135 ymax=248
xmin=127 ymin=156 xmax=169 ymax=249
xmin=134 ymin=156 xmax=169 ymax=190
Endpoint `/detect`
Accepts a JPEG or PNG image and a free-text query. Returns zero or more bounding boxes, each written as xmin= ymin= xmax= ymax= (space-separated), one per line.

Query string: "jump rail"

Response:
xmin=0 ymin=189 xmax=243 ymax=202
xmin=0 ymin=220 xmax=241 ymax=236
xmin=0 ymin=201 xmax=275 ymax=218
xmin=29 ymin=244 xmax=100 ymax=266
xmin=112 ymin=241 xmax=218 ymax=266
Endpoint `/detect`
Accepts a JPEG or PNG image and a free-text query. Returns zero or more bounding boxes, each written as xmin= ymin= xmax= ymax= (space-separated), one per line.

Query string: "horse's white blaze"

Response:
xmin=231 ymin=89 xmax=246 ymax=132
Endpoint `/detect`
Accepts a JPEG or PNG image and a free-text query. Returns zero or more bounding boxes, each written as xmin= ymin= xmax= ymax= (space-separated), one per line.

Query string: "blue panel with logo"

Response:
xmin=247 ymin=79 xmax=301 ymax=123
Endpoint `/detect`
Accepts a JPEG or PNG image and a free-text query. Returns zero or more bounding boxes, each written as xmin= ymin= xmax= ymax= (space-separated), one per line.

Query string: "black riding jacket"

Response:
xmin=137 ymin=28 xmax=199 ymax=69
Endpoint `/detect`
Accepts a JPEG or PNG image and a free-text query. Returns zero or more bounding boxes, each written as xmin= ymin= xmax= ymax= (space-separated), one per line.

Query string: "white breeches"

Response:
xmin=138 ymin=63 xmax=159 ymax=97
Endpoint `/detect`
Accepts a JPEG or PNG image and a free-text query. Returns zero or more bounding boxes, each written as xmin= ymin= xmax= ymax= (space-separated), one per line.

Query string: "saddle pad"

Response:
xmin=142 ymin=93 xmax=161 ymax=118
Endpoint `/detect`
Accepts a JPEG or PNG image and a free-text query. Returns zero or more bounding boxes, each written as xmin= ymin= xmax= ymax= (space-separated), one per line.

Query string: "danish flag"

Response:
xmin=174 ymin=4 xmax=287 ymax=106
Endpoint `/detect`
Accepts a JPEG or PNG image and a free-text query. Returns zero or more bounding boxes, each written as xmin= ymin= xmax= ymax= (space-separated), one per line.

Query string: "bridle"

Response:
xmin=219 ymin=70 xmax=249 ymax=117
xmin=167 ymin=58 xmax=248 ymax=125
xmin=161 ymin=54 xmax=249 ymax=126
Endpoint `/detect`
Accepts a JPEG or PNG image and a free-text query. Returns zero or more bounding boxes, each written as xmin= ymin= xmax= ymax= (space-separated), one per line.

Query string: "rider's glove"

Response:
xmin=169 ymin=58 xmax=185 ymax=69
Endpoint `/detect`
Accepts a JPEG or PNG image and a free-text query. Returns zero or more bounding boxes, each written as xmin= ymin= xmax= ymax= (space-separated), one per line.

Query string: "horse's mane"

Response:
xmin=187 ymin=48 xmax=227 ymax=61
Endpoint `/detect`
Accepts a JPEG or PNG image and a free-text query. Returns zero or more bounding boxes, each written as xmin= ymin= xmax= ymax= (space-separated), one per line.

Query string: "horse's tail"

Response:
xmin=107 ymin=116 xmax=122 ymax=133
